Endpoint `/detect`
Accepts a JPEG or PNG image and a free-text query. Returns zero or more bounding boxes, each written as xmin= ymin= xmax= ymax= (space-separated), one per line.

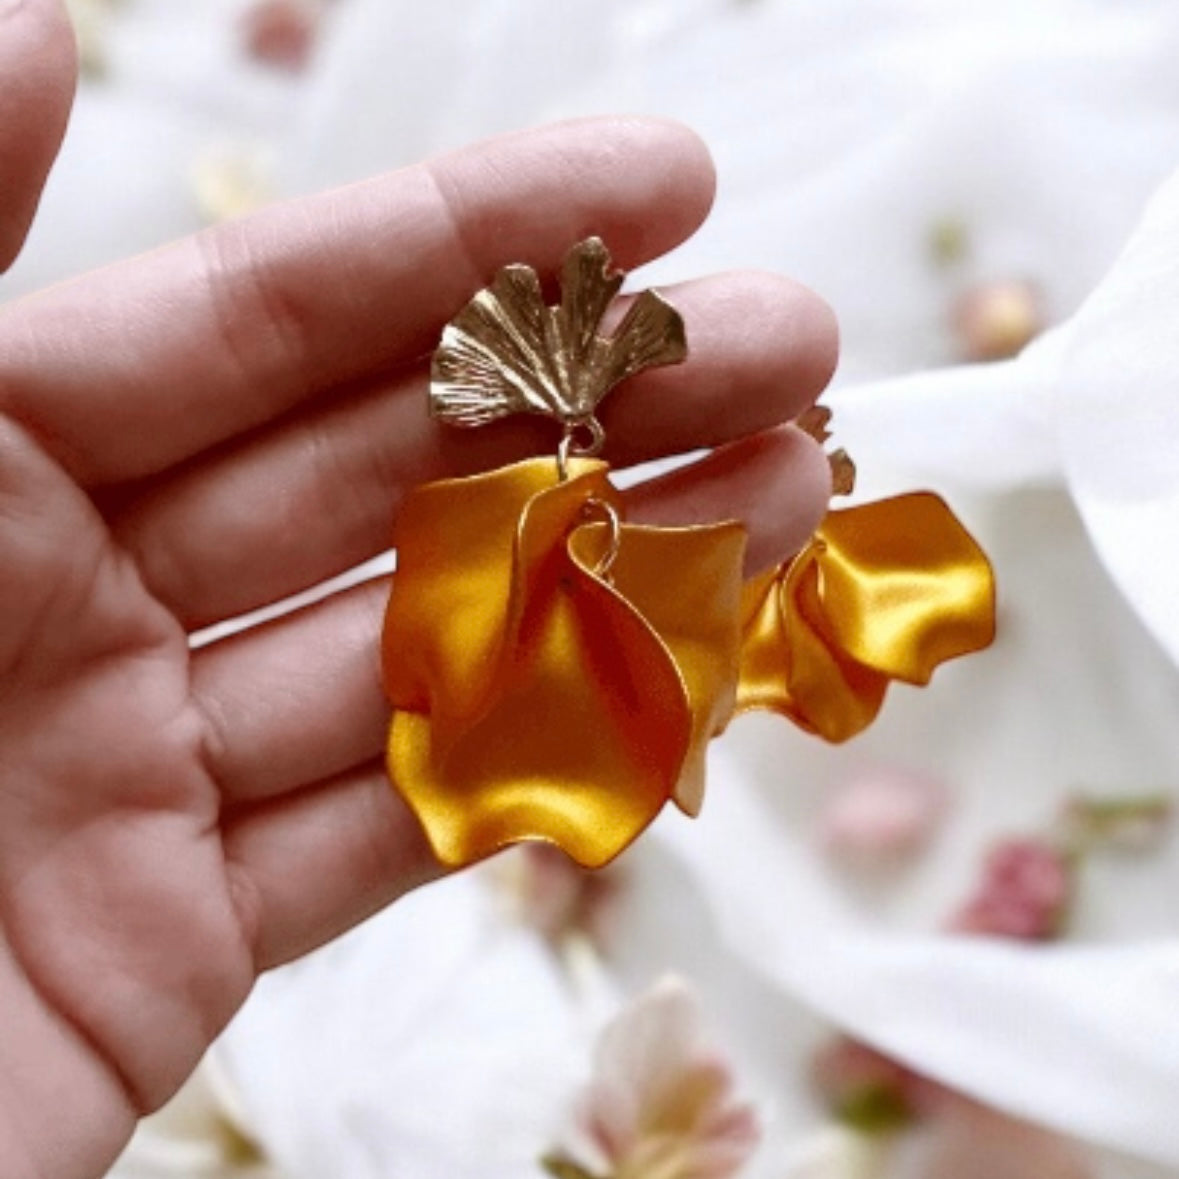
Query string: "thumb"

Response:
xmin=0 ymin=0 xmax=77 ymax=274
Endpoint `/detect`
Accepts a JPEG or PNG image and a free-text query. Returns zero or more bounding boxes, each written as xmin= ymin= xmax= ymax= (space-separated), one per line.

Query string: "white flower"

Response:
xmin=552 ymin=977 xmax=760 ymax=1179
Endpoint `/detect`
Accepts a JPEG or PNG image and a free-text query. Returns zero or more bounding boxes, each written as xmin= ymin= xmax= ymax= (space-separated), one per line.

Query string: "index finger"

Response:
xmin=0 ymin=117 xmax=716 ymax=486
xmin=0 ymin=0 xmax=76 ymax=272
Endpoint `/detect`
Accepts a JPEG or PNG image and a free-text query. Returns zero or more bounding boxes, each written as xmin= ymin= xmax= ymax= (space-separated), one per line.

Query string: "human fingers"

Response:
xmin=112 ymin=273 xmax=838 ymax=628
xmin=0 ymin=117 xmax=715 ymax=485
xmin=0 ymin=0 xmax=76 ymax=273
xmin=192 ymin=425 xmax=828 ymax=809
xmin=625 ymin=424 xmax=832 ymax=574
xmin=217 ymin=430 xmax=827 ymax=968
xmin=223 ymin=760 xmax=438 ymax=971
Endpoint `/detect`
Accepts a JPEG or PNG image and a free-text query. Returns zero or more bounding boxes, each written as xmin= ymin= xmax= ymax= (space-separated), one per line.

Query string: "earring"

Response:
xmin=738 ymin=406 xmax=997 ymax=742
xmin=381 ymin=240 xmax=995 ymax=870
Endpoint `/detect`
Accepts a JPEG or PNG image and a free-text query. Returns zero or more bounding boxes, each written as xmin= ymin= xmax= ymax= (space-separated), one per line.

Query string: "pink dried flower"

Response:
xmin=547 ymin=978 xmax=760 ymax=1179
xmin=240 ymin=0 xmax=322 ymax=73
xmin=821 ymin=768 xmax=946 ymax=864
xmin=810 ymin=1036 xmax=940 ymax=1132
xmin=949 ymin=838 xmax=1072 ymax=941
xmin=919 ymin=1096 xmax=1093 ymax=1179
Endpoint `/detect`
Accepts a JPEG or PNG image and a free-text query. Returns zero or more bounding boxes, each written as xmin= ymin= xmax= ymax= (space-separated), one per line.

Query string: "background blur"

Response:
xmin=7 ymin=2 xmax=1179 ymax=1177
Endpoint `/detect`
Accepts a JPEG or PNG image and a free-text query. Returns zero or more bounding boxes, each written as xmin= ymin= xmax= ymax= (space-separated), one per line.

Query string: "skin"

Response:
xmin=0 ymin=2 xmax=838 ymax=1175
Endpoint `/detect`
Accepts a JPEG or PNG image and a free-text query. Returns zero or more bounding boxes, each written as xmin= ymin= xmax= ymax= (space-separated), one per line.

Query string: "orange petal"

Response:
xmin=815 ymin=493 xmax=996 ymax=683
xmin=737 ymin=549 xmax=889 ymax=741
xmin=384 ymin=458 xmax=746 ymax=867
xmin=737 ymin=493 xmax=995 ymax=742
xmin=580 ymin=521 xmax=746 ymax=815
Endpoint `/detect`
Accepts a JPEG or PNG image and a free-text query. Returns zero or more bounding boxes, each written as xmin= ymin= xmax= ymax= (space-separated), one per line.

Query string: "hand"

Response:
xmin=0 ymin=3 xmax=837 ymax=1176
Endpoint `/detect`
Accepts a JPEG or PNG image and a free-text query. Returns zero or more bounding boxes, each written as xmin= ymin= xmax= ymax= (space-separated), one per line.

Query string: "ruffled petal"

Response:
xmin=737 ymin=493 xmax=996 ymax=742
xmin=577 ymin=521 xmax=746 ymax=816
xmin=383 ymin=458 xmax=746 ymax=867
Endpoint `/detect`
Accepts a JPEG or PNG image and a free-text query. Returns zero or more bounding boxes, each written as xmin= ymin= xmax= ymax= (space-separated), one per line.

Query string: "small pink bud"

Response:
xmin=821 ymin=768 xmax=946 ymax=864
xmin=953 ymin=279 xmax=1044 ymax=362
xmin=810 ymin=1036 xmax=928 ymax=1132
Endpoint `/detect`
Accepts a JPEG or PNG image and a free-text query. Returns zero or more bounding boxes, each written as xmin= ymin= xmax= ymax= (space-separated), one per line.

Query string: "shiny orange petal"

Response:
xmin=571 ymin=519 xmax=747 ymax=817
xmin=737 ymin=493 xmax=995 ymax=742
xmin=383 ymin=458 xmax=746 ymax=868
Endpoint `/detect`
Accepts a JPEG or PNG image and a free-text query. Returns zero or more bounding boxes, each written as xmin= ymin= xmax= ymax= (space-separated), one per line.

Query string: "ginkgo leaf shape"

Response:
xmin=738 ymin=493 xmax=996 ymax=742
xmin=382 ymin=457 xmax=746 ymax=868
xmin=429 ymin=237 xmax=687 ymax=430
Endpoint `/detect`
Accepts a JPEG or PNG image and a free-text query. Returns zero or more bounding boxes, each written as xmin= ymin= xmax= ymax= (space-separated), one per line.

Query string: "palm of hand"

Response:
xmin=0 ymin=5 xmax=836 ymax=1177
xmin=1 ymin=427 xmax=251 ymax=1162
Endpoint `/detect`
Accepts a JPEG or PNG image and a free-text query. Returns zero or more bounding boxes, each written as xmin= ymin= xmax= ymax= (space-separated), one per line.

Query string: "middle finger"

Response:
xmin=111 ymin=271 xmax=836 ymax=628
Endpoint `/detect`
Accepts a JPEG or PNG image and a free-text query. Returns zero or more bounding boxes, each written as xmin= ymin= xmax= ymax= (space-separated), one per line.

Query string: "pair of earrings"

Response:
xmin=381 ymin=239 xmax=995 ymax=869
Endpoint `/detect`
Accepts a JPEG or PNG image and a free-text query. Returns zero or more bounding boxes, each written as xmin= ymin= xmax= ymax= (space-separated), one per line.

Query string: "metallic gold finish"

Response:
xmin=382 ymin=457 xmax=747 ymax=869
xmin=429 ymin=237 xmax=687 ymax=444
xmin=579 ymin=497 xmax=622 ymax=581
xmin=828 ymin=449 xmax=857 ymax=497
xmin=797 ymin=404 xmax=857 ymax=497
xmin=796 ymin=405 xmax=835 ymax=444
xmin=556 ymin=418 xmax=606 ymax=481
xmin=738 ymin=493 xmax=996 ymax=742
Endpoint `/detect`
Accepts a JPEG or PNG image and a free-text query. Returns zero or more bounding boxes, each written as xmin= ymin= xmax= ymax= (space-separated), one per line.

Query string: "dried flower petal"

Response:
xmin=949 ymin=838 xmax=1073 ymax=941
xmin=551 ymin=978 xmax=760 ymax=1179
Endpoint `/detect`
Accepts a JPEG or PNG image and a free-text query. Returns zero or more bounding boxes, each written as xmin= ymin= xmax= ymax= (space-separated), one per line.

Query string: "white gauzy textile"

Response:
xmin=830 ymin=165 xmax=1179 ymax=670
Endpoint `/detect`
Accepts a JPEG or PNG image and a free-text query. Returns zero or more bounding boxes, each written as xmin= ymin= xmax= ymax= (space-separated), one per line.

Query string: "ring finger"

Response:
xmin=195 ymin=424 xmax=831 ymax=808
